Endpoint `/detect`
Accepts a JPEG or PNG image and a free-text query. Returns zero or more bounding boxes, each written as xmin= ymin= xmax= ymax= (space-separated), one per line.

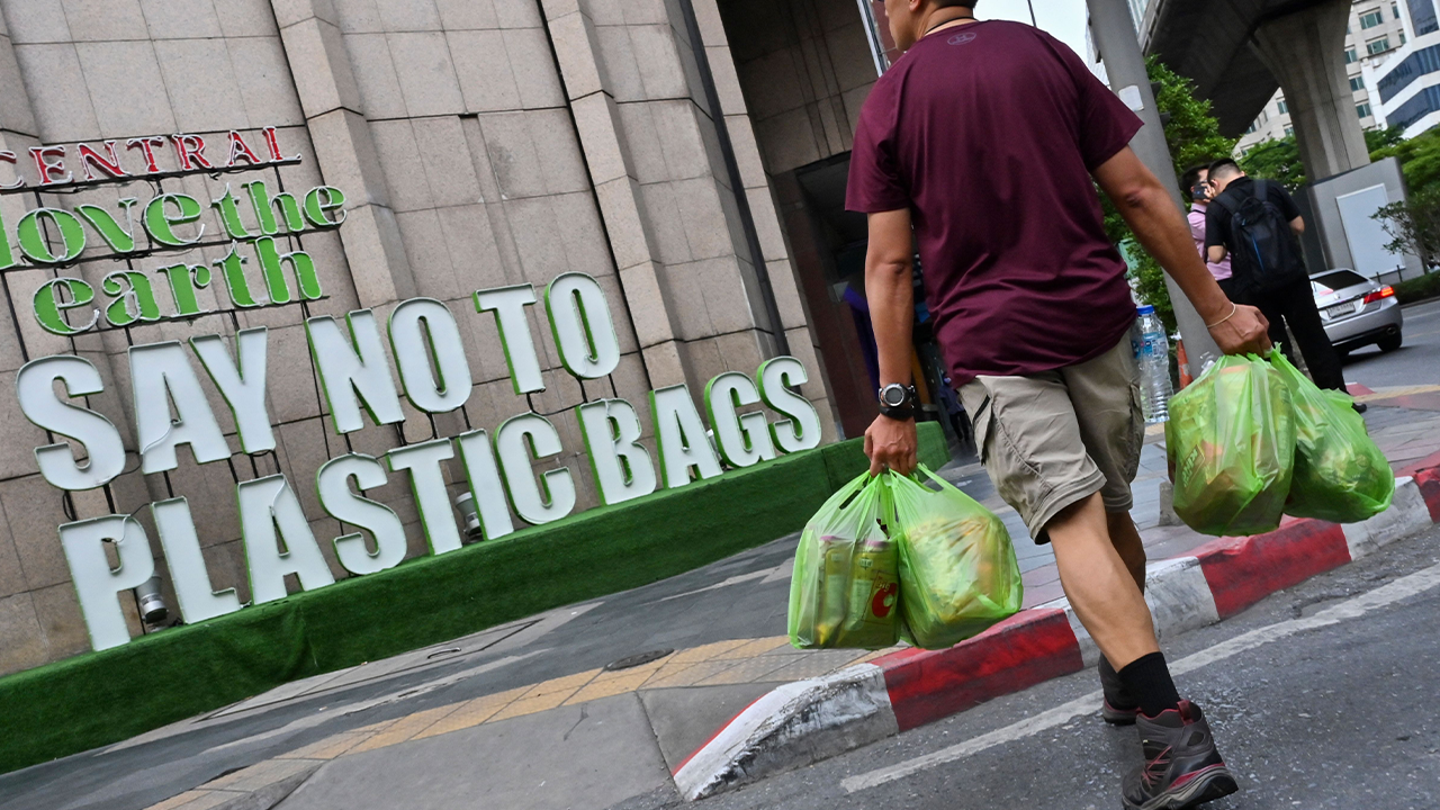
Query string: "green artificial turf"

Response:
xmin=0 ymin=425 xmax=947 ymax=774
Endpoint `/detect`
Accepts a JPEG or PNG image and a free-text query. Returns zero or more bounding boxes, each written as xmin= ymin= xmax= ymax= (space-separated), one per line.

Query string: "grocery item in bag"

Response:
xmin=887 ymin=467 xmax=1022 ymax=650
xmin=787 ymin=473 xmax=900 ymax=649
xmin=1166 ymin=354 xmax=1297 ymax=536
xmin=1271 ymin=351 xmax=1393 ymax=523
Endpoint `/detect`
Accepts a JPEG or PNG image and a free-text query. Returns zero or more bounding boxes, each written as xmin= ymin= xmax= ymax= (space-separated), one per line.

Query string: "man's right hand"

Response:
xmin=864 ymin=414 xmax=918 ymax=477
xmin=1207 ymin=303 xmax=1272 ymax=356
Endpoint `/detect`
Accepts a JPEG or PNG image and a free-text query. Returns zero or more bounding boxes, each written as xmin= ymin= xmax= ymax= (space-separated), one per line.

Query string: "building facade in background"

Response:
xmin=1238 ymin=0 xmax=1415 ymax=153
xmin=0 ymin=0 xmax=909 ymax=676
xmin=1372 ymin=0 xmax=1440 ymax=133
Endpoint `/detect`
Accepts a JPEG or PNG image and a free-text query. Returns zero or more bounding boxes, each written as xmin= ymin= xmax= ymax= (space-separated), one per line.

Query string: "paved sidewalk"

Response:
xmin=17 ymin=386 xmax=1440 ymax=810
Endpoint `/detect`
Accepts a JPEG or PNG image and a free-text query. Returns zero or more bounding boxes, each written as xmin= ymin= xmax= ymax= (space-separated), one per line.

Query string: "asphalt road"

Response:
xmin=661 ymin=522 xmax=1440 ymax=810
xmin=1342 ymin=298 xmax=1440 ymax=390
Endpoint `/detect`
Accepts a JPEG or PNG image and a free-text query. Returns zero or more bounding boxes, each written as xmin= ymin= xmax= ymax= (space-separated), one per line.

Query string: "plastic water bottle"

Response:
xmin=1135 ymin=305 xmax=1173 ymax=423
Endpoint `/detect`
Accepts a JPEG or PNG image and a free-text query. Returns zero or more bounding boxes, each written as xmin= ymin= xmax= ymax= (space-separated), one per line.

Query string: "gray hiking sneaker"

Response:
xmin=1121 ymin=700 xmax=1238 ymax=810
xmin=1099 ymin=656 xmax=1140 ymax=726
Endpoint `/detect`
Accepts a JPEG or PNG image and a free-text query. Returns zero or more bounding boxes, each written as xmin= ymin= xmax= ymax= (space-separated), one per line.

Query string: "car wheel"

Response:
xmin=1378 ymin=333 xmax=1403 ymax=352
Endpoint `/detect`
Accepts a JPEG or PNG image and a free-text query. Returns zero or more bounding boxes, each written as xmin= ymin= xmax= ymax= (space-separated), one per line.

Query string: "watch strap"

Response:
xmin=879 ymin=404 xmax=916 ymax=421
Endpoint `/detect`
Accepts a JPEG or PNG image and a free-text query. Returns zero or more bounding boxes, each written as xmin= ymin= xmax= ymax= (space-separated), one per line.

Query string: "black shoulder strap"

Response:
xmin=1212 ymin=188 xmax=1240 ymax=217
xmin=1254 ymin=179 xmax=1269 ymax=202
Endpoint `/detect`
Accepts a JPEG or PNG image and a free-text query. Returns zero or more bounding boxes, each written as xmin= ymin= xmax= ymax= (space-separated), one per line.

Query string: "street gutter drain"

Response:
xmin=604 ymin=649 xmax=673 ymax=671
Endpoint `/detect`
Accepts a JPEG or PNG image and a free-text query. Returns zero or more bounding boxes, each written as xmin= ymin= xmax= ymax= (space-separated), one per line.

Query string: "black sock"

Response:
xmin=1117 ymin=652 xmax=1181 ymax=717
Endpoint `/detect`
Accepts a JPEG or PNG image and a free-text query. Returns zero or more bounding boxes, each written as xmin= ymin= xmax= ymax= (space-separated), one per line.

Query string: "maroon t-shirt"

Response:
xmin=846 ymin=20 xmax=1143 ymax=385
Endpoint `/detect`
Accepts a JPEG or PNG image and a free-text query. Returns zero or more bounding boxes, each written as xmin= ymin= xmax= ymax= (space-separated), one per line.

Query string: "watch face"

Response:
xmin=881 ymin=385 xmax=906 ymax=407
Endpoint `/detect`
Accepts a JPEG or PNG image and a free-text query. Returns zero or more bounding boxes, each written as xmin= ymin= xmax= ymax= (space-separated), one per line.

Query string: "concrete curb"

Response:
xmin=672 ymin=473 xmax=1440 ymax=801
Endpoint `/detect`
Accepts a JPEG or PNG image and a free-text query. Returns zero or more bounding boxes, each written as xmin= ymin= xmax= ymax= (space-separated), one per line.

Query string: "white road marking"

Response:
xmin=842 ymin=561 xmax=1440 ymax=794
xmin=648 ymin=567 xmax=783 ymax=603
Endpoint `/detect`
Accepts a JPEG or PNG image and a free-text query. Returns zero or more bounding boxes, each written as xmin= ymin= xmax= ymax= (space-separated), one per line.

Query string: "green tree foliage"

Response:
xmin=1238 ymin=136 xmax=1305 ymax=189
xmin=1373 ymin=188 xmax=1440 ymax=265
xmin=1102 ymin=57 xmax=1237 ymax=334
xmin=1371 ymin=126 xmax=1440 ymax=191
xmin=1239 ymin=127 xmax=1404 ymax=191
xmin=1364 ymin=128 xmax=1440 ymax=273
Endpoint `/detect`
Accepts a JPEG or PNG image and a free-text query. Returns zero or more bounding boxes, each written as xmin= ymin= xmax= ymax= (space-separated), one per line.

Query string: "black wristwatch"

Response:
xmin=878 ymin=383 xmax=918 ymax=421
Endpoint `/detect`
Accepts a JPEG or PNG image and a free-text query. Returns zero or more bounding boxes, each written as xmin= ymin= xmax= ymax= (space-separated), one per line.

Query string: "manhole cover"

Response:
xmin=604 ymin=649 xmax=673 ymax=671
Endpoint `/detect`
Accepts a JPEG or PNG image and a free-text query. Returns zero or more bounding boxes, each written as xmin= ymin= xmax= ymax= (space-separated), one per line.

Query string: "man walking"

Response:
xmin=1182 ymin=165 xmax=1235 ymax=295
xmin=1205 ymin=158 xmax=1348 ymax=393
xmin=849 ymin=2 xmax=1270 ymax=807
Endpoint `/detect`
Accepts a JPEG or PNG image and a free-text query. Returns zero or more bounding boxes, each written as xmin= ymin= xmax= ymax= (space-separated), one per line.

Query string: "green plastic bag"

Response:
xmin=886 ymin=467 xmax=1022 ymax=650
xmin=787 ymin=473 xmax=900 ymax=650
xmin=1270 ymin=351 xmax=1394 ymax=523
xmin=1166 ymin=353 xmax=1297 ymax=536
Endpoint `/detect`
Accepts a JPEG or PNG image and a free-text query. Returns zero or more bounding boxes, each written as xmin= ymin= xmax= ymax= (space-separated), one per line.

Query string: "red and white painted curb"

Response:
xmin=673 ymin=470 xmax=1440 ymax=801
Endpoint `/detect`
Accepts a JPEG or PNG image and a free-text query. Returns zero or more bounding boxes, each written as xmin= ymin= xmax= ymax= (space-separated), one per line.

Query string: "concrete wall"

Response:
xmin=1306 ymin=155 xmax=1426 ymax=281
xmin=0 ymin=0 xmax=842 ymax=674
xmin=718 ymin=0 xmax=877 ymax=175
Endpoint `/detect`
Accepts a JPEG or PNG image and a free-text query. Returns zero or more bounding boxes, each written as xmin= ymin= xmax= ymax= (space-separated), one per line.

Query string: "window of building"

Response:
xmin=1358 ymin=101 xmax=1374 ymax=118
xmin=1416 ymin=0 xmax=1440 ymax=35
xmin=1368 ymin=37 xmax=1392 ymax=55
xmin=1378 ymin=43 xmax=1440 ymax=103
xmin=1278 ymin=98 xmax=1289 ymax=114
xmin=1284 ymin=125 xmax=1295 ymax=137
xmin=1347 ymin=47 xmax=1360 ymax=63
xmin=1390 ymin=83 xmax=1440 ymax=130
xmin=1351 ymin=76 xmax=1366 ymax=92
xmin=1246 ymin=121 xmax=1258 ymax=135
xmin=1402 ymin=31 xmax=1408 ymax=45
xmin=1360 ymin=9 xmax=1385 ymax=28
xmin=1395 ymin=2 xmax=1402 ymax=18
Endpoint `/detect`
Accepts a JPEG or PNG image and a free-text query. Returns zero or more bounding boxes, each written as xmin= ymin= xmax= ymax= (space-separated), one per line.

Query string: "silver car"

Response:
xmin=1310 ymin=269 xmax=1404 ymax=355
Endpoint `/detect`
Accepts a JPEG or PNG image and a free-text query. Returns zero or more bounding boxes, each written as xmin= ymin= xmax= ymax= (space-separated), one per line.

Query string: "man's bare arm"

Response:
xmin=1093 ymin=148 xmax=1270 ymax=355
xmin=1290 ymin=216 xmax=1305 ymax=236
xmin=862 ymin=208 xmax=918 ymax=476
xmin=1208 ymin=245 xmax=1227 ymax=263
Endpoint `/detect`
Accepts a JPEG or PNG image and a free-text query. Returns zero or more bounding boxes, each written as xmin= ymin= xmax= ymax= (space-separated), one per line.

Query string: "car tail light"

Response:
xmin=1363 ymin=286 xmax=1395 ymax=304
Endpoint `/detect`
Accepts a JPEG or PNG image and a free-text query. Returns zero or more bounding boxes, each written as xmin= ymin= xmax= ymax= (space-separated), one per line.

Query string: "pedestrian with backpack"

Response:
xmin=1205 ymin=158 xmax=1347 ymax=392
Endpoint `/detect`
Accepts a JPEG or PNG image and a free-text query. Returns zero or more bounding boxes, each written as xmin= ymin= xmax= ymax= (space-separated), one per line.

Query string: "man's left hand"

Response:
xmin=1208 ymin=303 xmax=1272 ymax=356
xmin=864 ymin=415 xmax=918 ymax=476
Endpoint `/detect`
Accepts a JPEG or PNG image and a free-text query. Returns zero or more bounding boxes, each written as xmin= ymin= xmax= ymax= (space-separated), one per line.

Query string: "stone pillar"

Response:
xmin=1251 ymin=0 xmax=1371 ymax=182
xmin=1088 ymin=0 xmax=1221 ymax=376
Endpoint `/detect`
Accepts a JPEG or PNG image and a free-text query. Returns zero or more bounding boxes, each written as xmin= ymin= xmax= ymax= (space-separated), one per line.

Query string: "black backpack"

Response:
xmin=1213 ymin=179 xmax=1307 ymax=294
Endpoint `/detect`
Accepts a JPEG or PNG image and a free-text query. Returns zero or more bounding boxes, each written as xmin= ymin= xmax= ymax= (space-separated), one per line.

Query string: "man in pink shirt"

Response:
xmin=1181 ymin=165 xmax=1234 ymax=295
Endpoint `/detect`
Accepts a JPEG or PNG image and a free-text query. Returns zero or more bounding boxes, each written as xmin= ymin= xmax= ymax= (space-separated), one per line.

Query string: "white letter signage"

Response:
xmin=577 ymin=399 xmax=656 ymax=505
xmin=59 ymin=515 xmax=155 ymax=651
xmin=705 ymin=371 xmax=777 ymax=468
xmin=16 ymin=355 xmax=126 ymax=490
xmin=129 ymin=342 xmax=232 ymax=474
xmin=238 ymin=475 xmax=337 ymax=604
xmin=388 ymin=298 xmax=472 ymax=414
xmin=495 ymin=413 xmax=576 ymax=525
xmin=152 ymin=498 xmax=244 ymax=624
xmin=306 ymin=310 xmax=405 ymax=434
xmin=650 ymin=385 xmax=723 ymax=488
xmin=758 ymin=357 xmax=823 ymax=453
xmin=317 ymin=454 xmax=408 ymax=575
xmin=545 ymin=272 xmax=621 ymax=380
xmin=387 ymin=439 xmax=463 ymax=556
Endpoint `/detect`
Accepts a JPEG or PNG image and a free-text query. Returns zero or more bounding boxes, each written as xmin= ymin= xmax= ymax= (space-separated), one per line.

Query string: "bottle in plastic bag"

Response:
xmin=1135 ymin=305 xmax=1173 ymax=423
xmin=787 ymin=473 xmax=900 ymax=649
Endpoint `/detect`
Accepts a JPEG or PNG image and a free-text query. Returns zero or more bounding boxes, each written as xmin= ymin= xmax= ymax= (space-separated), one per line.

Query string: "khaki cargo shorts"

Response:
xmin=957 ymin=334 xmax=1144 ymax=543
